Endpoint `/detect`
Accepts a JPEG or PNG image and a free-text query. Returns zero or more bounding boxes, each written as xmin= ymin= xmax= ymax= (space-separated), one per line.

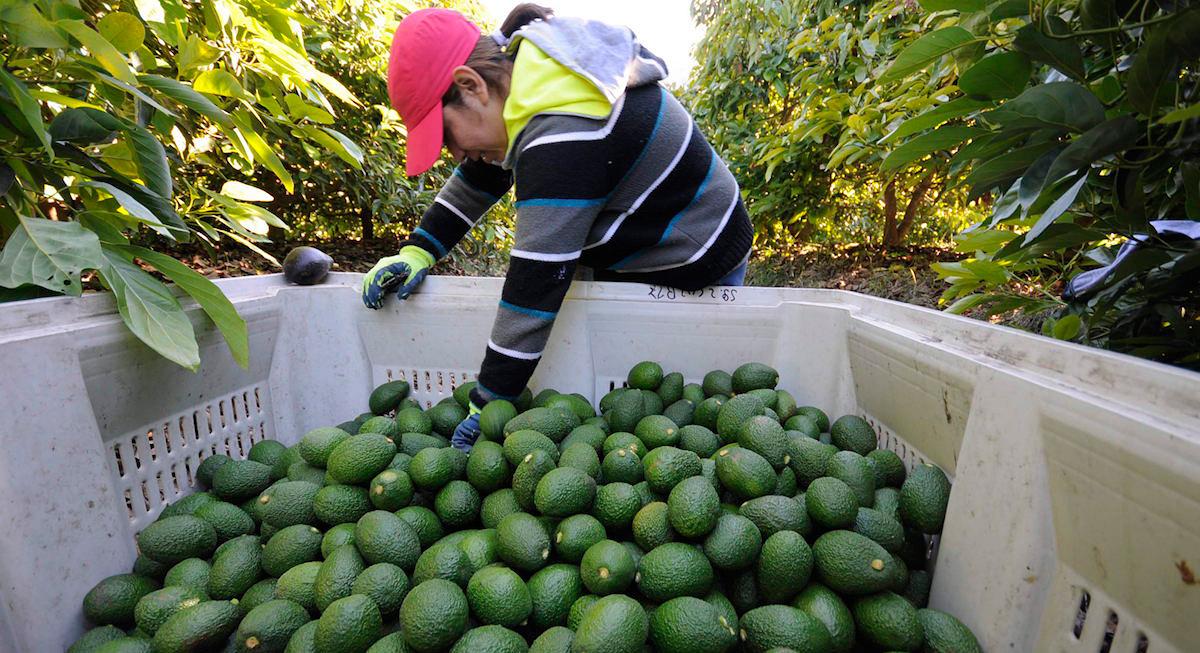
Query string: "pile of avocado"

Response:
xmin=69 ymin=361 xmax=981 ymax=653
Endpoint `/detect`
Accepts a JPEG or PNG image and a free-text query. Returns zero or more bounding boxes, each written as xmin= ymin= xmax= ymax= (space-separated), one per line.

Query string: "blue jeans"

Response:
xmin=714 ymin=259 xmax=747 ymax=286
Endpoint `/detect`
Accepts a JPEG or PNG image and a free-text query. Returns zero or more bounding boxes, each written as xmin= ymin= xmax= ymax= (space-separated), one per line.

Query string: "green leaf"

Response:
xmin=116 ymin=245 xmax=249 ymax=369
xmin=985 ymin=82 xmax=1106 ymax=133
xmin=284 ymin=95 xmax=334 ymax=124
xmin=954 ymin=228 xmax=1017 ymax=253
xmin=0 ymin=69 xmax=52 ymax=157
xmin=1012 ymin=20 xmax=1086 ymax=81
xmin=138 ymin=74 xmax=234 ymax=128
xmin=1023 ymin=174 xmax=1088 ymax=243
xmin=1160 ymin=103 xmax=1200 ymax=125
xmin=945 ymin=293 xmax=990 ymax=314
xmin=207 ymin=190 xmax=289 ymax=233
xmin=1043 ymin=115 xmax=1139 ymax=186
xmin=959 ymin=52 xmax=1032 ymax=100
xmin=1126 ymin=26 xmax=1175 ymax=116
xmin=303 ymin=126 xmax=363 ymax=169
xmin=1018 ymin=148 xmax=1061 ymax=211
xmin=123 ymin=123 xmax=172 ymax=199
xmin=882 ymin=96 xmax=993 ymax=143
xmin=0 ymin=3 xmax=69 ymax=48
xmin=77 ymin=181 xmax=175 ymax=238
xmin=220 ymin=181 xmax=273 ymax=202
xmin=962 ymin=259 xmax=1009 ymax=284
xmin=881 ymin=125 xmax=985 ymax=173
xmin=918 ymin=0 xmax=990 ymax=11
xmin=0 ymin=215 xmax=104 ymax=295
xmin=93 ymin=73 xmax=177 ymax=117
xmin=49 ymin=108 xmax=121 ymax=144
xmin=879 ymin=28 xmax=978 ymax=83
xmin=193 ymin=69 xmax=246 ymax=98
xmin=97 ymin=12 xmax=145 ymax=53
xmin=989 ymin=0 xmax=1030 ymax=20
xmin=232 ymin=111 xmax=294 ymax=193
xmin=1052 ymin=314 xmax=1081 ymax=340
xmin=963 ymin=140 xmax=1060 ymax=198
xmin=56 ymin=20 xmax=138 ymax=85
xmin=1184 ymin=162 xmax=1200 ymax=220
xmin=98 ymin=249 xmax=200 ymax=370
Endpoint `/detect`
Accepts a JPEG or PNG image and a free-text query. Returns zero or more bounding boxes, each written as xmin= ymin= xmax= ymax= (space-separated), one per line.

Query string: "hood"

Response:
xmin=507 ymin=16 xmax=669 ymax=102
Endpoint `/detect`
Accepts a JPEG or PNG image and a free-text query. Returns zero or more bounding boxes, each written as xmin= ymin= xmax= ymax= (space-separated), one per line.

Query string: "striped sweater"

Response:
xmin=402 ymin=21 xmax=752 ymax=404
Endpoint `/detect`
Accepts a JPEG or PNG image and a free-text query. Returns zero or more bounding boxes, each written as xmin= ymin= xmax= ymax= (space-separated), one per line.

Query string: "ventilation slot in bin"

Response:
xmin=106 ymin=383 xmax=273 ymax=531
xmin=382 ymin=367 xmax=476 ymax=409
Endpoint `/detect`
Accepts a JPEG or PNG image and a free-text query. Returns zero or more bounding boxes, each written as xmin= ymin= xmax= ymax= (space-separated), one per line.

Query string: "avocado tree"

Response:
xmin=687 ymin=0 xmax=981 ymax=250
xmin=876 ymin=0 xmax=1199 ymax=366
xmin=0 ymin=0 xmax=379 ymax=369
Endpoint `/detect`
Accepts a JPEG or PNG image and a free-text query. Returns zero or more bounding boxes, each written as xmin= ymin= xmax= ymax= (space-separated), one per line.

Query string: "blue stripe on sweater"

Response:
xmin=613 ymin=87 xmax=668 ymax=191
xmin=499 ymin=300 xmax=557 ymax=320
xmin=414 ymin=227 xmax=447 ymax=258
xmin=611 ymin=152 xmax=718 ymax=270
xmin=515 ymin=198 xmax=607 ymax=208
xmin=476 ymin=381 xmax=518 ymax=402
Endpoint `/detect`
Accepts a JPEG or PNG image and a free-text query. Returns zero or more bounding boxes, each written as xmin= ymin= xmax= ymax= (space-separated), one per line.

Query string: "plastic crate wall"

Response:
xmin=1 ymin=275 xmax=1197 ymax=653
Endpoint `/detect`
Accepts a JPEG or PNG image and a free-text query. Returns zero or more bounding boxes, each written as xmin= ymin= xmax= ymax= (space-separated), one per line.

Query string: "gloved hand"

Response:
xmin=450 ymin=402 xmax=484 ymax=452
xmin=361 ymin=245 xmax=435 ymax=309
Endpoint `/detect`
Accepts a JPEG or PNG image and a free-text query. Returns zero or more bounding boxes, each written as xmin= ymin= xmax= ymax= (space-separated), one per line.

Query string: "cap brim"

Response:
xmin=405 ymin=105 xmax=444 ymax=176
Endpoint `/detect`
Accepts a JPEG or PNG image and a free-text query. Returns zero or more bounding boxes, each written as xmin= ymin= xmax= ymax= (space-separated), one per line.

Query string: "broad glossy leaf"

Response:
xmin=1126 ymin=26 xmax=1175 ymax=115
xmin=985 ymin=82 xmax=1105 ymax=133
xmin=1012 ymin=20 xmax=1086 ymax=81
xmin=879 ymin=27 xmax=977 ymax=83
xmin=98 ymin=249 xmax=200 ymax=370
xmin=220 ymin=181 xmax=273 ymax=202
xmin=232 ymin=111 xmax=294 ymax=193
xmin=953 ymin=228 xmax=1016 ymax=253
xmin=56 ymin=20 xmax=137 ymax=84
xmin=918 ymin=0 xmax=990 ymax=11
xmin=306 ymin=126 xmax=363 ymax=169
xmin=1018 ymin=148 xmax=1061 ymax=211
xmin=1044 ymin=115 xmax=1138 ymax=186
xmin=0 ymin=3 xmax=68 ymax=48
xmin=1160 ymin=103 xmax=1200 ymax=124
xmin=97 ymin=12 xmax=145 ymax=53
xmin=0 ymin=69 xmax=52 ymax=156
xmin=1183 ymin=162 xmax=1199 ymax=220
xmin=116 ymin=245 xmax=249 ymax=369
xmin=989 ymin=0 xmax=1030 ymax=19
xmin=78 ymin=181 xmax=173 ymax=237
xmin=49 ymin=107 xmax=122 ymax=144
xmin=94 ymin=72 xmax=177 ymax=117
xmin=1052 ymin=314 xmax=1082 ymax=340
xmin=963 ymin=259 xmax=1009 ymax=284
xmin=882 ymin=97 xmax=993 ymax=143
xmin=959 ymin=52 xmax=1033 ymax=100
xmin=0 ymin=216 xmax=104 ymax=295
xmin=1024 ymin=174 xmax=1088 ymax=243
xmin=963 ymin=140 xmax=1060 ymax=198
xmin=194 ymin=69 xmax=246 ymax=98
xmin=124 ymin=123 xmax=173 ymax=199
xmin=881 ymin=125 xmax=985 ymax=173
xmin=138 ymin=74 xmax=234 ymax=128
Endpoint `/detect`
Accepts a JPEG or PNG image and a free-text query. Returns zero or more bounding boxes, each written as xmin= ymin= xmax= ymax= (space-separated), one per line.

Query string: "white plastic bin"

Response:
xmin=1 ymin=273 xmax=1197 ymax=652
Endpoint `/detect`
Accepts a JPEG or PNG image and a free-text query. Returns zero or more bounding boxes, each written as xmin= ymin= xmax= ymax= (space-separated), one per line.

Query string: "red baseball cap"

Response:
xmin=388 ymin=9 xmax=482 ymax=176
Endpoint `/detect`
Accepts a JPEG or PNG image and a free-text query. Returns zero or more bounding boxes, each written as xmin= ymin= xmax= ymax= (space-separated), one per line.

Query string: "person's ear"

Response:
xmin=451 ymin=66 xmax=489 ymax=105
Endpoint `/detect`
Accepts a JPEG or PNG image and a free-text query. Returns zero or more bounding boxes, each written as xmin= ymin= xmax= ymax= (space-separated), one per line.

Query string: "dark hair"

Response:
xmin=441 ymin=4 xmax=554 ymax=105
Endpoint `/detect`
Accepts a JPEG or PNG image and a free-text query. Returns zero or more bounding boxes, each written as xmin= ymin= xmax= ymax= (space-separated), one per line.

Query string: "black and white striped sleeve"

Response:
xmin=401 ymin=159 xmax=512 ymax=260
xmin=471 ymin=131 xmax=613 ymax=403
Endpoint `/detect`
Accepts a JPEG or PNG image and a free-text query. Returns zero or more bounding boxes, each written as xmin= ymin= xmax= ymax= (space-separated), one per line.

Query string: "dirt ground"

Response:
xmin=160 ymin=238 xmax=956 ymax=312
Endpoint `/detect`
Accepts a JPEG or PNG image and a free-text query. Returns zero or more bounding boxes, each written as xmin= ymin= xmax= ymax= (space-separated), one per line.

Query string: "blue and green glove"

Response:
xmin=450 ymin=401 xmax=483 ymax=452
xmin=361 ymin=245 xmax=435 ymax=309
